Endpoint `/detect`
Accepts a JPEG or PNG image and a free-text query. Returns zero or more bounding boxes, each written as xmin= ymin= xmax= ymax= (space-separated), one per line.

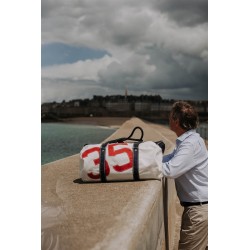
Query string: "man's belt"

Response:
xmin=181 ymin=201 xmax=208 ymax=207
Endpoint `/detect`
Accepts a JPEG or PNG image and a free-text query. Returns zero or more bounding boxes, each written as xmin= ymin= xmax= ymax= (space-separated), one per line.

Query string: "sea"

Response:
xmin=41 ymin=123 xmax=117 ymax=165
xmin=41 ymin=122 xmax=208 ymax=165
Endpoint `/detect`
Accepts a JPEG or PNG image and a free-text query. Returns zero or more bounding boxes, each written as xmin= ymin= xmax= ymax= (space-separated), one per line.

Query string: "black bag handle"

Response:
xmin=102 ymin=126 xmax=144 ymax=146
xmin=126 ymin=126 xmax=144 ymax=141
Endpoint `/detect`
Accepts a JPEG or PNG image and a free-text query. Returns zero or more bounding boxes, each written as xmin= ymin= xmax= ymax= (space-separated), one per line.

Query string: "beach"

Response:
xmin=62 ymin=116 xmax=176 ymax=138
xmin=62 ymin=116 xmax=207 ymax=148
xmin=62 ymin=116 xmax=131 ymax=128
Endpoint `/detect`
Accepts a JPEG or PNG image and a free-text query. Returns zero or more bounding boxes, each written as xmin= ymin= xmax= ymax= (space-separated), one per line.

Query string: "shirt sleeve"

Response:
xmin=162 ymin=150 xmax=175 ymax=163
xmin=162 ymin=140 xmax=195 ymax=178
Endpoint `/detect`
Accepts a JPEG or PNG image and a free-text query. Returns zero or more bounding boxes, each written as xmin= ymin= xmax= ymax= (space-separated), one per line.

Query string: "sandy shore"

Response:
xmin=62 ymin=116 xmax=207 ymax=145
xmin=62 ymin=116 xmax=179 ymax=142
xmin=62 ymin=116 xmax=133 ymax=128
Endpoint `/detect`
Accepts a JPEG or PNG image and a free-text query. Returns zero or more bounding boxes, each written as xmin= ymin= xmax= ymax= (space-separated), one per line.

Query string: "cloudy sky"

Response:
xmin=41 ymin=0 xmax=208 ymax=103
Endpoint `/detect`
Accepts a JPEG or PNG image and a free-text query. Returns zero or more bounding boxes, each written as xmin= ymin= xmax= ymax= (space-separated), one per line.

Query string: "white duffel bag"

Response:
xmin=79 ymin=127 xmax=165 ymax=182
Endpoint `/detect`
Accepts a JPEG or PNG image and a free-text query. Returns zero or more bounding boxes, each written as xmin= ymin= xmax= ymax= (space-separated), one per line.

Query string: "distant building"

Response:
xmin=41 ymin=95 xmax=208 ymax=122
xmin=105 ymin=102 xmax=131 ymax=112
xmin=74 ymin=101 xmax=80 ymax=107
xmin=135 ymin=102 xmax=150 ymax=112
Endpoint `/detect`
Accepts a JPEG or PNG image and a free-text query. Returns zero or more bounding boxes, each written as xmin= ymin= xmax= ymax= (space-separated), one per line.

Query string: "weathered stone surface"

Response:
xmin=41 ymin=118 xmax=177 ymax=250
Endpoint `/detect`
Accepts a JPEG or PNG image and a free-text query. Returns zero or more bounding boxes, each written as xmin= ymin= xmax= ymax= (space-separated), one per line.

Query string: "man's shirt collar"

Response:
xmin=176 ymin=129 xmax=196 ymax=146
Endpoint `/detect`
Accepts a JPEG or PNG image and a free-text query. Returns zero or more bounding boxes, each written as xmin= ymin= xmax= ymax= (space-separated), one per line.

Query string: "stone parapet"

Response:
xmin=42 ymin=118 xmax=178 ymax=250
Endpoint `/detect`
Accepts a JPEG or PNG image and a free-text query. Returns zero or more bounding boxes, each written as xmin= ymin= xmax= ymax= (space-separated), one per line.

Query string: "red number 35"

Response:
xmin=81 ymin=143 xmax=133 ymax=179
xmin=81 ymin=146 xmax=110 ymax=179
xmin=108 ymin=143 xmax=133 ymax=172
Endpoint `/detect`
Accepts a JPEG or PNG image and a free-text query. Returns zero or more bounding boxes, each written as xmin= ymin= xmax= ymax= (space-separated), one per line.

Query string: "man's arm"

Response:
xmin=162 ymin=141 xmax=194 ymax=178
xmin=162 ymin=150 xmax=175 ymax=162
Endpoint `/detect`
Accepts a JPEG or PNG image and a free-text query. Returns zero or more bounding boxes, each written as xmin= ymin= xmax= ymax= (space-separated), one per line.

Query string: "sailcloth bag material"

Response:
xmin=79 ymin=127 xmax=165 ymax=182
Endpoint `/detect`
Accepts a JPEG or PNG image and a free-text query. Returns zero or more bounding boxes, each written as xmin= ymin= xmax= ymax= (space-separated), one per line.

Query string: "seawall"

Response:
xmin=41 ymin=117 xmax=180 ymax=250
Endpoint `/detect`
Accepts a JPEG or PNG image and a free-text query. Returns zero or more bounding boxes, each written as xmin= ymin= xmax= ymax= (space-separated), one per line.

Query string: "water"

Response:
xmin=41 ymin=123 xmax=117 ymax=165
xmin=41 ymin=121 xmax=208 ymax=165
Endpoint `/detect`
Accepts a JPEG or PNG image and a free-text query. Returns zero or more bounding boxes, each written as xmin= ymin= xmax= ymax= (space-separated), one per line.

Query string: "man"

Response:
xmin=162 ymin=101 xmax=208 ymax=250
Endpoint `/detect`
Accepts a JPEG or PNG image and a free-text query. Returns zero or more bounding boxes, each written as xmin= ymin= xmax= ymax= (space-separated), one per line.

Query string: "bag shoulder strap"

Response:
xmin=133 ymin=141 xmax=142 ymax=181
xmin=99 ymin=144 xmax=107 ymax=182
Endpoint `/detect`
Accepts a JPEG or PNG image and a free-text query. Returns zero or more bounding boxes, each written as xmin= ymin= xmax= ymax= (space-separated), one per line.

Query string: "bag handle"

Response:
xmin=102 ymin=126 xmax=144 ymax=146
xmin=126 ymin=126 xmax=144 ymax=141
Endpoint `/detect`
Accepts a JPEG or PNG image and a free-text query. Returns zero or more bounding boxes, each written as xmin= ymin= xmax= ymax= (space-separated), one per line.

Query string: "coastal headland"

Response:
xmin=41 ymin=95 xmax=208 ymax=124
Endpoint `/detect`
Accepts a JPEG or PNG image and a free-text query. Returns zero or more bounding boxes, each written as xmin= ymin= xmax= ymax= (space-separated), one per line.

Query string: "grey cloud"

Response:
xmin=41 ymin=0 xmax=208 ymax=101
xmin=98 ymin=53 xmax=155 ymax=90
xmin=97 ymin=45 xmax=207 ymax=100
xmin=42 ymin=78 xmax=103 ymax=102
xmin=106 ymin=10 xmax=152 ymax=47
xmin=143 ymin=47 xmax=208 ymax=99
xmin=41 ymin=77 xmax=144 ymax=103
xmin=153 ymin=0 xmax=208 ymax=26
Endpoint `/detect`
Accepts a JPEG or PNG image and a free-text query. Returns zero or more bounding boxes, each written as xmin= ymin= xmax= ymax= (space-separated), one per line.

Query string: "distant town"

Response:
xmin=41 ymin=94 xmax=208 ymax=124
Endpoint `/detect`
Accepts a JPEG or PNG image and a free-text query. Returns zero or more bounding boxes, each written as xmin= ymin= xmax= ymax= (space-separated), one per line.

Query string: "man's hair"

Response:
xmin=170 ymin=101 xmax=199 ymax=130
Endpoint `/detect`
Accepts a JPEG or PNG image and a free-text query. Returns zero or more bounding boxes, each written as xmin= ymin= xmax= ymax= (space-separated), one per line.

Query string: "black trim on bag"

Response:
xmin=99 ymin=144 xmax=107 ymax=182
xmin=99 ymin=126 xmax=144 ymax=182
xmin=155 ymin=141 xmax=165 ymax=153
xmin=133 ymin=142 xmax=141 ymax=181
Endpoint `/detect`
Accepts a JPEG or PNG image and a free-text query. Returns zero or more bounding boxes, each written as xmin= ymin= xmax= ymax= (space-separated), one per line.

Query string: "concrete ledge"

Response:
xmin=42 ymin=118 xmax=176 ymax=250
